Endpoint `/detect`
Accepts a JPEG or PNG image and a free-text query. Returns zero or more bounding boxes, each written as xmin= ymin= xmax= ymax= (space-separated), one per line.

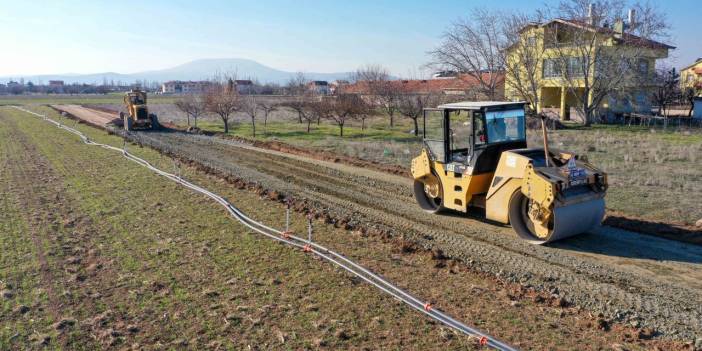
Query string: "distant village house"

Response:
xmin=330 ymin=80 xmax=349 ymax=94
xmin=161 ymin=80 xmax=212 ymax=94
xmin=681 ymin=58 xmax=702 ymax=97
xmin=234 ymin=80 xmax=254 ymax=94
xmin=48 ymin=80 xmax=64 ymax=93
xmin=307 ymin=81 xmax=331 ymax=95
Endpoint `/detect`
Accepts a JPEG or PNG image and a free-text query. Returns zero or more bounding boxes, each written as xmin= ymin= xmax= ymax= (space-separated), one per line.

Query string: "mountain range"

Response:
xmin=1 ymin=58 xmax=353 ymax=85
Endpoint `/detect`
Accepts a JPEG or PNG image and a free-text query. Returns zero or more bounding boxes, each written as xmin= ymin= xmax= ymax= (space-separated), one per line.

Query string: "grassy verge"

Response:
xmin=0 ymin=106 xmax=477 ymax=349
xmin=0 ymin=105 xmax=687 ymax=349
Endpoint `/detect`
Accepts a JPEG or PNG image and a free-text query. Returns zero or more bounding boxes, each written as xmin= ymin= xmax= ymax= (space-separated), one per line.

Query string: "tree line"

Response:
xmin=174 ymin=72 xmax=456 ymax=138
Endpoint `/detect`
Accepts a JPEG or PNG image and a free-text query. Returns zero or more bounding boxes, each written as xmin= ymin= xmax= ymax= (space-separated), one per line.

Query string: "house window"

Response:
xmin=543 ymin=59 xmax=560 ymax=78
xmin=638 ymin=59 xmax=649 ymax=75
xmin=567 ymin=57 xmax=585 ymax=77
xmin=527 ymin=36 xmax=536 ymax=46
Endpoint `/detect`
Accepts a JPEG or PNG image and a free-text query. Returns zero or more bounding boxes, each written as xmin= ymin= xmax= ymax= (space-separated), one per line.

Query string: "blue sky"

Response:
xmin=0 ymin=0 xmax=698 ymax=77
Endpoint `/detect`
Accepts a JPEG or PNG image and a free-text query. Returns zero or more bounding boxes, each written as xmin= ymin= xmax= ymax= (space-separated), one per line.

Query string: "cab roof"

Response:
xmin=436 ymin=101 xmax=525 ymax=110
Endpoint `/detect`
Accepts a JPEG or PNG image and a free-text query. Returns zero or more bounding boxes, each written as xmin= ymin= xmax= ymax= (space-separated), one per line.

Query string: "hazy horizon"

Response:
xmin=1 ymin=0 xmax=699 ymax=78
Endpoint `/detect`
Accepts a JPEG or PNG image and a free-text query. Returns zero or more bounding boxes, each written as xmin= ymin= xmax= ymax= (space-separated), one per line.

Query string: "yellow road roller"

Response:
xmin=411 ymin=101 xmax=607 ymax=244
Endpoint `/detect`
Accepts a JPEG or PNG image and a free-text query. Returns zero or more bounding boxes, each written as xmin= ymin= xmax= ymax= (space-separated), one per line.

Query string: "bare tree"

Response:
xmin=546 ymin=0 xmax=670 ymax=125
xmin=285 ymin=72 xmax=314 ymax=124
xmin=257 ymin=100 xmax=279 ymax=133
xmin=303 ymin=100 xmax=328 ymax=133
xmin=174 ymin=93 xmax=206 ymax=128
xmin=651 ymin=66 xmax=679 ymax=116
xmin=321 ymin=94 xmax=370 ymax=137
xmin=240 ymin=95 xmax=259 ymax=137
xmin=397 ymin=93 xmax=442 ymax=136
xmin=283 ymin=98 xmax=308 ymax=125
xmin=286 ymin=72 xmax=308 ymax=96
xmin=353 ymin=64 xmax=401 ymax=127
xmin=429 ymin=8 xmax=505 ymax=100
xmin=502 ymin=12 xmax=548 ymax=115
xmin=682 ymin=88 xmax=697 ymax=117
xmin=204 ymin=79 xmax=240 ymax=134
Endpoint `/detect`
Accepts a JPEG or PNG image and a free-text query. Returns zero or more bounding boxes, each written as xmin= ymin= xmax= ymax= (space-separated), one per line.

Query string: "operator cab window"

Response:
xmin=474 ymin=112 xmax=487 ymax=146
xmin=423 ymin=109 xmax=445 ymax=162
xmin=485 ymin=109 xmax=526 ymax=143
xmin=130 ymin=95 xmax=145 ymax=104
xmin=448 ymin=109 xmax=471 ymax=163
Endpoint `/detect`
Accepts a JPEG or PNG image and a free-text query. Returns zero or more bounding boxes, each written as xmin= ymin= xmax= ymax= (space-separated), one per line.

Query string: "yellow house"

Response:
xmin=505 ymin=18 xmax=674 ymax=121
xmin=680 ymin=58 xmax=702 ymax=96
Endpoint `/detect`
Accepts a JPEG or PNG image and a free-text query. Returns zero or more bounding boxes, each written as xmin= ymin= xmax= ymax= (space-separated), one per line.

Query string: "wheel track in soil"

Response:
xmin=130 ymin=130 xmax=702 ymax=339
xmin=166 ymin=133 xmax=624 ymax=279
xmin=2 ymin=118 xmax=63 ymax=321
xmin=141 ymin=132 xmax=682 ymax=277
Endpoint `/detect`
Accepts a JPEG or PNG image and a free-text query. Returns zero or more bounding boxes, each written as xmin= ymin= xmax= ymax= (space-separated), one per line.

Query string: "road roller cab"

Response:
xmin=411 ymin=101 xmax=608 ymax=244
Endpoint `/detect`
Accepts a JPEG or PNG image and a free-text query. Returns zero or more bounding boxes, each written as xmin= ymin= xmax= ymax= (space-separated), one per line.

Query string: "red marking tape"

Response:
xmin=423 ymin=303 xmax=433 ymax=312
xmin=303 ymin=244 xmax=312 ymax=252
xmin=281 ymin=231 xmax=292 ymax=239
xmin=479 ymin=336 xmax=488 ymax=346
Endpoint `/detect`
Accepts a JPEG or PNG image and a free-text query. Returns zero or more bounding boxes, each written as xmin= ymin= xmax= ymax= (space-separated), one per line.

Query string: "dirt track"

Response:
xmin=54 ymin=105 xmax=702 ymax=340
xmin=51 ymin=104 xmax=120 ymax=127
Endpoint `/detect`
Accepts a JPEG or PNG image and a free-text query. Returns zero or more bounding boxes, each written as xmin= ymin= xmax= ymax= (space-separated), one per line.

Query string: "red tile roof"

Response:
xmin=343 ymin=73 xmax=504 ymax=95
xmin=553 ymin=19 xmax=675 ymax=50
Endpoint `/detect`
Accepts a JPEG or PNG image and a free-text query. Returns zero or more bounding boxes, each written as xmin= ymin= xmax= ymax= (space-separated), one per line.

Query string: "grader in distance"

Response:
xmin=120 ymin=89 xmax=159 ymax=131
xmin=411 ymin=101 xmax=608 ymax=244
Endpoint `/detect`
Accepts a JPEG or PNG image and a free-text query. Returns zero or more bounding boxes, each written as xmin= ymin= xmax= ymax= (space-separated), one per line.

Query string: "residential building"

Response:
xmin=161 ymin=81 xmax=211 ymax=94
xmin=681 ymin=58 xmax=702 ymax=96
xmin=48 ymin=80 xmax=64 ymax=93
xmin=330 ymin=80 xmax=349 ymax=94
xmin=307 ymin=81 xmax=331 ymax=95
xmin=504 ymin=12 xmax=674 ymax=121
xmin=234 ymin=80 xmax=254 ymax=94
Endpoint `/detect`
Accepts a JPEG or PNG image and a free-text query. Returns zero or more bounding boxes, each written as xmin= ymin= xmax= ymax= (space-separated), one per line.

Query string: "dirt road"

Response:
xmin=56 ymin=105 xmax=702 ymax=340
xmin=51 ymin=104 xmax=120 ymax=127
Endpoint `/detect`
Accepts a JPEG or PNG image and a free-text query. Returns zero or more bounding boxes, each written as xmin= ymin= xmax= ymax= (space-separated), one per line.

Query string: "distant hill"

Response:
xmin=0 ymin=58 xmax=353 ymax=85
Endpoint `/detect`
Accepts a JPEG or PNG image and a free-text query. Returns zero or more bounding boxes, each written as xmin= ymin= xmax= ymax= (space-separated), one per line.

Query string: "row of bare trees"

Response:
xmin=175 ymin=79 xmax=448 ymax=138
xmin=175 ymin=78 xmax=283 ymax=137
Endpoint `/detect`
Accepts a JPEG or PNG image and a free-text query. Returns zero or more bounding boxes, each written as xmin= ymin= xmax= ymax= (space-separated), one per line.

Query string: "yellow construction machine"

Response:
xmin=411 ymin=101 xmax=607 ymax=244
xmin=120 ymin=89 xmax=159 ymax=131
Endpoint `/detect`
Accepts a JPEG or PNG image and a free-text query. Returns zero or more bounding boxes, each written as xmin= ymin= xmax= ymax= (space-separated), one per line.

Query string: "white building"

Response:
xmin=161 ymin=81 xmax=211 ymax=94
